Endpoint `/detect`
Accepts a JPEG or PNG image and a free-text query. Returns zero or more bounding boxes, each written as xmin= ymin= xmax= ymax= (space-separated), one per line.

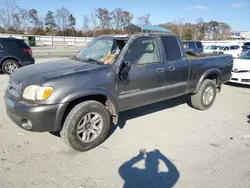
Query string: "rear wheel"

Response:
xmin=2 ymin=59 xmax=19 ymax=74
xmin=191 ymin=79 xmax=217 ymax=110
xmin=60 ymin=100 xmax=111 ymax=152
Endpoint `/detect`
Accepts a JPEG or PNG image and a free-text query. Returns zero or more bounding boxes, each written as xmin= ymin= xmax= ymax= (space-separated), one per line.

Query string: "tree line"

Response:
xmin=0 ymin=0 xmax=232 ymax=40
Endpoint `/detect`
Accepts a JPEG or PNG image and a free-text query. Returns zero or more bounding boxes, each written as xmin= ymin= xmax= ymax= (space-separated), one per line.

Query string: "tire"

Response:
xmin=1 ymin=59 xmax=20 ymax=75
xmin=191 ymin=79 xmax=217 ymax=110
xmin=60 ymin=100 xmax=111 ymax=152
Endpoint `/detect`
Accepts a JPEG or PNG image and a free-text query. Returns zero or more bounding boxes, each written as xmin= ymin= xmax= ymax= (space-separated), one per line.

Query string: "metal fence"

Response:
xmin=0 ymin=33 xmax=94 ymax=46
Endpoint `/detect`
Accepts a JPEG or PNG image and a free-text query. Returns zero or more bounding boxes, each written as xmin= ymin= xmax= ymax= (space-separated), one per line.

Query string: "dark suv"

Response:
xmin=182 ymin=40 xmax=204 ymax=53
xmin=242 ymin=42 xmax=250 ymax=53
xmin=0 ymin=37 xmax=34 ymax=74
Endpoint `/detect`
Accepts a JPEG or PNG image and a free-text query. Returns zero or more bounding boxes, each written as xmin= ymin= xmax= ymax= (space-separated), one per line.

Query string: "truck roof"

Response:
xmin=97 ymin=33 xmax=178 ymax=41
xmin=182 ymin=40 xmax=202 ymax=42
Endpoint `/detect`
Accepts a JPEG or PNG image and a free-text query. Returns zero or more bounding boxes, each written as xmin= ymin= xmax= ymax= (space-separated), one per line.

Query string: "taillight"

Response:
xmin=22 ymin=48 xmax=32 ymax=56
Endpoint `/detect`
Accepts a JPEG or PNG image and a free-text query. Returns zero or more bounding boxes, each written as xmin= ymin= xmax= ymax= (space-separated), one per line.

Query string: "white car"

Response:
xmin=214 ymin=46 xmax=225 ymax=54
xmin=219 ymin=45 xmax=241 ymax=58
xmin=204 ymin=45 xmax=220 ymax=53
xmin=230 ymin=50 xmax=250 ymax=85
xmin=204 ymin=46 xmax=214 ymax=53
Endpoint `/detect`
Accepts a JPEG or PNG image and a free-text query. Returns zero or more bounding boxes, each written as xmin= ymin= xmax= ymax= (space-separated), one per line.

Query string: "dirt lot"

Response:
xmin=0 ymin=58 xmax=250 ymax=188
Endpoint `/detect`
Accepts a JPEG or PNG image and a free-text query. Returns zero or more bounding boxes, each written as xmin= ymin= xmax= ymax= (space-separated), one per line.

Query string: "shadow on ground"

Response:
xmin=108 ymin=95 xmax=190 ymax=138
xmin=119 ymin=149 xmax=180 ymax=188
xmin=50 ymin=95 xmax=190 ymax=140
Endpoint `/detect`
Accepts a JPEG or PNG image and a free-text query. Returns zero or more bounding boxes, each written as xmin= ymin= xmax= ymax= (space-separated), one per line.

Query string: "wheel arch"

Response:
xmin=56 ymin=89 xmax=119 ymax=131
xmin=0 ymin=56 xmax=21 ymax=69
xmin=194 ymin=69 xmax=222 ymax=93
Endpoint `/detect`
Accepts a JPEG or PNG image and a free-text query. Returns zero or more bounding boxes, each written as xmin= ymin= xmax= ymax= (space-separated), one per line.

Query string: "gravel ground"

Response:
xmin=0 ymin=58 xmax=250 ymax=188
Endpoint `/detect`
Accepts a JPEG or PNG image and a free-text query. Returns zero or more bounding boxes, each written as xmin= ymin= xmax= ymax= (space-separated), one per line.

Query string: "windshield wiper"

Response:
xmin=71 ymin=56 xmax=104 ymax=65
xmin=71 ymin=56 xmax=83 ymax=61
xmin=82 ymin=57 xmax=104 ymax=65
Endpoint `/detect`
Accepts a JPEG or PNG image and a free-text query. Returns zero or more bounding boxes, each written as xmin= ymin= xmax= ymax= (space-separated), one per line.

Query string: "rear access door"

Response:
xmin=161 ymin=36 xmax=189 ymax=98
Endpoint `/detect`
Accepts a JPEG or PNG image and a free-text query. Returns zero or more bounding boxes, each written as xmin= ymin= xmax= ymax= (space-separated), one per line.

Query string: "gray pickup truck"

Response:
xmin=5 ymin=33 xmax=233 ymax=151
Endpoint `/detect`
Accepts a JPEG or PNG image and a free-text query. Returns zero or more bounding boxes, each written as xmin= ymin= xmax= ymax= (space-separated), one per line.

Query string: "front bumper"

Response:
xmin=229 ymin=72 xmax=250 ymax=85
xmin=4 ymin=92 xmax=68 ymax=132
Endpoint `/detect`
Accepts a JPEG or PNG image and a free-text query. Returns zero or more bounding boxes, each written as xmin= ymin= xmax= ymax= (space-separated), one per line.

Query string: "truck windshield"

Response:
xmin=75 ymin=38 xmax=118 ymax=64
xmin=237 ymin=50 xmax=250 ymax=60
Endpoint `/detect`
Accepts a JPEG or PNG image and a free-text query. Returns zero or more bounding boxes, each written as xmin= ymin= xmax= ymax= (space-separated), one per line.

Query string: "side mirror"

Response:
xmin=119 ymin=60 xmax=131 ymax=83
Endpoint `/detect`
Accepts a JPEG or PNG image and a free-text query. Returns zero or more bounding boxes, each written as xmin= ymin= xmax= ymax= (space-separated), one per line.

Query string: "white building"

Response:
xmin=240 ymin=31 xmax=250 ymax=40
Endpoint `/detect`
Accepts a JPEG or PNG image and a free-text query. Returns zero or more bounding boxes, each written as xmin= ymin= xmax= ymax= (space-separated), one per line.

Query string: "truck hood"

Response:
xmin=11 ymin=59 xmax=101 ymax=81
xmin=233 ymin=59 xmax=250 ymax=71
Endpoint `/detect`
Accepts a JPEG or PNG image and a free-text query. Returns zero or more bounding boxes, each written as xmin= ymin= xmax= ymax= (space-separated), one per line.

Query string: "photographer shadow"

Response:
xmin=119 ymin=149 xmax=180 ymax=188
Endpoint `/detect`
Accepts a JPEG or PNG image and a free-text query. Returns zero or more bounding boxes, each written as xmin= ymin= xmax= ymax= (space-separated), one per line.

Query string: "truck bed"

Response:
xmin=186 ymin=51 xmax=225 ymax=60
xmin=186 ymin=51 xmax=233 ymax=93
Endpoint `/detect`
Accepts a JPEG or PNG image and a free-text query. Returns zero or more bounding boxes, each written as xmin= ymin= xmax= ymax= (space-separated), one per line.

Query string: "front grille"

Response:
xmin=8 ymin=78 xmax=20 ymax=99
xmin=231 ymin=78 xmax=238 ymax=81
xmin=232 ymin=70 xmax=249 ymax=73
xmin=241 ymin=79 xmax=250 ymax=83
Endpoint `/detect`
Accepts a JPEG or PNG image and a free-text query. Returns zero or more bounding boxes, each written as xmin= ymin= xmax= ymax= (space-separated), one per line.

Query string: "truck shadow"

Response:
xmin=50 ymin=95 xmax=191 ymax=139
xmin=119 ymin=149 xmax=180 ymax=188
xmin=108 ymin=95 xmax=191 ymax=137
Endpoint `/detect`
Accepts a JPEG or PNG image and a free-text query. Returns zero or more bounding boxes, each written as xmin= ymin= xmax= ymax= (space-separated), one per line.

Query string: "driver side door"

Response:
xmin=117 ymin=37 xmax=166 ymax=111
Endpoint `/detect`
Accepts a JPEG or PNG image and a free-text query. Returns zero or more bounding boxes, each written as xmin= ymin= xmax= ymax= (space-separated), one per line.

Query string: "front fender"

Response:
xmin=194 ymin=68 xmax=222 ymax=93
xmin=0 ymin=56 xmax=20 ymax=66
xmin=59 ymin=88 xmax=119 ymax=124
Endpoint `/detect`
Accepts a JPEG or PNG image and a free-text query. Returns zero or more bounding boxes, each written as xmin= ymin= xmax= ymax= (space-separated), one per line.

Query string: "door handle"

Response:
xmin=156 ymin=68 xmax=164 ymax=73
xmin=169 ymin=67 xmax=176 ymax=71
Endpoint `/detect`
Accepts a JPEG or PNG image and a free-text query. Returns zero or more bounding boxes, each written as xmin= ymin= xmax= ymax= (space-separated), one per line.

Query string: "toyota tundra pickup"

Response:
xmin=4 ymin=33 xmax=233 ymax=151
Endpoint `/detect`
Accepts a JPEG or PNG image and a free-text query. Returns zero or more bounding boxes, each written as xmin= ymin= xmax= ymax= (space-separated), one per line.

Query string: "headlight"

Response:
xmin=23 ymin=85 xmax=53 ymax=101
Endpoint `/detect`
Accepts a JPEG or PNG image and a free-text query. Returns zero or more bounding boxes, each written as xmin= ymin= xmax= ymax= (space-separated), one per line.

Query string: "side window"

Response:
xmin=124 ymin=38 xmax=160 ymax=65
xmin=183 ymin=42 xmax=188 ymax=49
xmin=188 ymin=42 xmax=196 ymax=49
xmin=162 ymin=36 xmax=182 ymax=61
xmin=224 ymin=46 xmax=229 ymax=51
xmin=230 ymin=46 xmax=240 ymax=50
xmin=196 ymin=42 xmax=203 ymax=48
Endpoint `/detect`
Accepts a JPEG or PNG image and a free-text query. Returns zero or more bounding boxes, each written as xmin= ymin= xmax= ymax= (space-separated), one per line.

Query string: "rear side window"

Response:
xmin=244 ymin=42 xmax=250 ymax=46
xmin=188 ymin=42 xmax=196 ymax=49
xmin=196 ymin=42 xmax=203 ymax=48
xmin=230 ymin=46 xmax=240 ymax=50
xmin=162 ymin=36 xmax=182 ymax=61
xmin=16 ymin=40 xmax=29 ymax=48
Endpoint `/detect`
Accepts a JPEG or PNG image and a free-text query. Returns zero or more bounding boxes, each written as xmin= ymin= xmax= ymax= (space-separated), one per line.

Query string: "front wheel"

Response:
xmin=60 ymin=100 xmax=111 ymax=152
xmin=191 ymin=79 xmax=217 ymax=110
xmin=2 ymin=59 xmax=19 ymax=74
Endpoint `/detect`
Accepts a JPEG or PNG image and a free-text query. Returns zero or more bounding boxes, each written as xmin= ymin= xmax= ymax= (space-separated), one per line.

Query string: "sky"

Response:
xmin=1 ymin=0 xmax=250 ymax=31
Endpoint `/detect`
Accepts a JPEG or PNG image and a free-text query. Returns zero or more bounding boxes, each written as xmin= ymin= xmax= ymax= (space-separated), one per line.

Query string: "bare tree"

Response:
xmin=111 ymin=8 xmax=123 ymax=30
xmin=83 ymin=15 xmax=89 ymax=33
xmin=91 ymin=9 xmax=98 ymax=36
xmin=56 ymin=7 xmax=71 ymax=32
xmin=121 ymin=11 xmax=133 ymax=29
xmin=176 ymin=19 xmax=184 ymax=39
xmin=28 ymin=9 xmax=38 ymax=27
xmin=0 ymin=0 xmax=18 ymax=34
xmin=138 ymin=13 xmax=151 ymax=25
xmin=96 ymin=8 xmax=111 ymax=30
xmin=19 ymin=8 xmax=29 ymax=32
xmin=195 ymin=18 xmax=206 ymax=40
